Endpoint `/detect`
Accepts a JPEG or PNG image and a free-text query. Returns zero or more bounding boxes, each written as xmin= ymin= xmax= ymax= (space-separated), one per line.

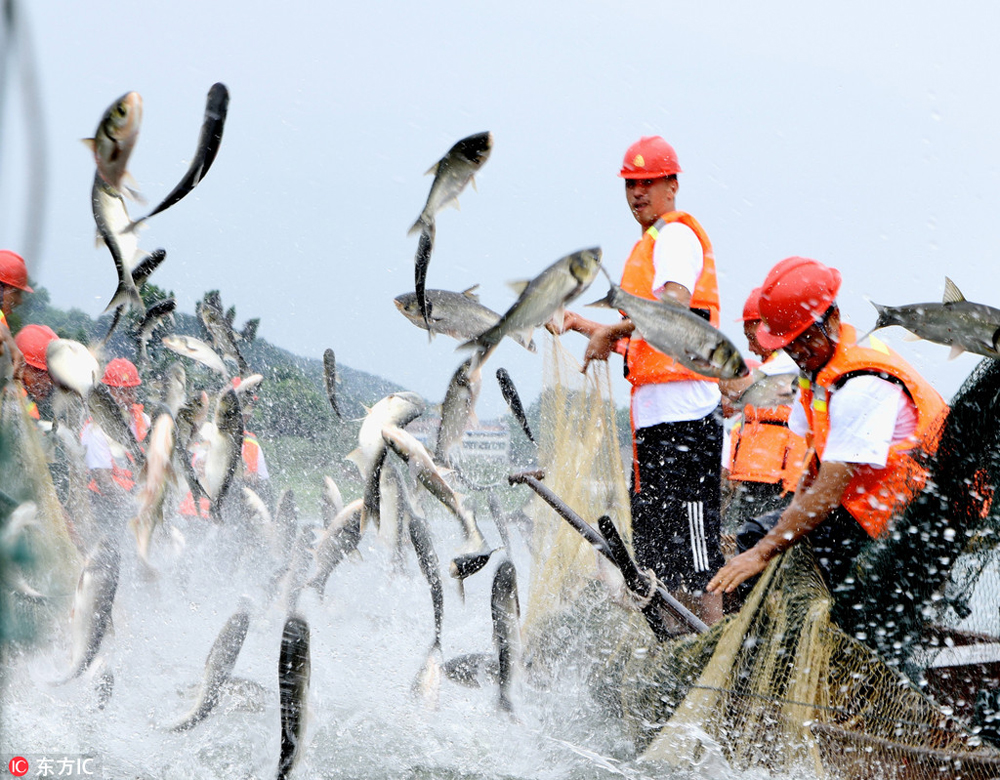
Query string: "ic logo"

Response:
xmin=8 ymin=756 xmax=29 ymax=776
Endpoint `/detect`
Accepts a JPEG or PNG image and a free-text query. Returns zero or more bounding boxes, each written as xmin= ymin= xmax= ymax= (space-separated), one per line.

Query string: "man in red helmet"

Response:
xmin=81 ymin=358 xmax=151 ymax=507
xmin=14 ymin=324 xmax=58 ymax=421
xmin=554 ymin=136 xmax=725 ymax=624
xmin=708 ymin=258 xmax=948 ymax=597
xmin=721 ymin=288 xmax=806 ymax=530
xmin=0 ymin=249 xmax=32 ymax=380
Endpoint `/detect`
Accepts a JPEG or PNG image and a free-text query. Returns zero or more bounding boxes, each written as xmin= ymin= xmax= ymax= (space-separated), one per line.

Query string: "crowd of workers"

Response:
xmin=557 ymin=135 xmax=948 ymax=626
xmin=0 ymin=133 xmax=950 ymax=626
xmin=0 ymin=256 xmax=272 ymax=533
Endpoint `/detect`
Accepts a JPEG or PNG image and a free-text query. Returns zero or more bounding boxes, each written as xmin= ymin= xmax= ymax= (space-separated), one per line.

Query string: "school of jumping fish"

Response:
xmin=7 ymin=83 xmax=999 ymax=779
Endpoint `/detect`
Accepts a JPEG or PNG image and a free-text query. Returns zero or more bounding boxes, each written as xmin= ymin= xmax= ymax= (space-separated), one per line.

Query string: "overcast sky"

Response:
xmin=3 ymin=1 xmax=1000 ymax=417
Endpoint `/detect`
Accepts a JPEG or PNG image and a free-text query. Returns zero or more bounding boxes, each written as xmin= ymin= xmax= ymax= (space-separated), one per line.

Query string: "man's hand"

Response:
xmin=707 ymin=546 xmax=771 ymax=594
xmin=582 ymin=325 xmax=620 ymax=372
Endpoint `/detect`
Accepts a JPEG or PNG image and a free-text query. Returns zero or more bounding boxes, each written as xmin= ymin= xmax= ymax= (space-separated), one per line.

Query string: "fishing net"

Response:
xmin=522 ymin=334 xmax=632 ymax=640
xmin=0 ymin=384 xmax=81 ymax=644
xmin=523 ymin=337 xmax=1000 ymax=777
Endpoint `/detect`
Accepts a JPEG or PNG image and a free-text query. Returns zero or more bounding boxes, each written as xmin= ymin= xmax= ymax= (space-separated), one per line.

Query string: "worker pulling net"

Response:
xmin=522 ymin=334 xmax=1000 ymax=776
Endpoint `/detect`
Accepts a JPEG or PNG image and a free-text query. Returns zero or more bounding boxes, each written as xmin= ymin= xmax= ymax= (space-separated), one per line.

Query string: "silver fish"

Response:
xmin=277 ymin=615 xmax=310 ymax=780
xmin=57 ymin=539 xmax=120 ymax=683
xmin=129 ymin=412 xmax=175 ymax=565
xmin=495 ymin=367 xmax=533 ymax=444
xmin=199 ymin=388 xmax=243 ymax=519
xmin=322 ymin=349 xmax=342 ymax=420
xmin=162 ymin=334 xmax=228 ymax=375
xmin=588 ymin=267 xmax=748 ymax=380
xmin=871 ymin=277 xmax=1000 ymax=359
xmin=408 ymin=131 xmax=493 ymax=236
xmin=46 ymin=339 xmax=100 ymax=399
xmin=134 ymin=298 xmax=176 ymax=370
xmin=394 ymin=286 xmax=535 ymax=351
xmin=408 ymin=510 xmax=443 ymax=647
xmin=169 ymin=608 xmax=250 ymax=731
xmin=462 ymin=247 xmax=603 ymax=361
xmin=441 ymin=652 xmax=499 ymax=689
xmin=435 ymin=357 xmax=482 ymax=467
xmin=197 ymin=290 xmax=248 ymax=373
xmin=491 ymin=558 xmax=520 ymax=714
xmin=92 ymin=174 xmax=145 ymax=315
xmin=320 ymin=476 xmax=344 ymax=527
xmin=126 ymin=83 xmax=229 ymax=232
xmin=345 ymin=391 xmax=425 ymax=481
xmin=88 ymin=383 xmax=144 ymax=464
xmin=83 ymin=91 xmax=143 ymax=197
xmin=381 ymin=425 xmax=486 ymax=552
xmin=307 ymin=498 xmax=363 ymax=598
xmin=734 ymin=372 xmax=799 ymax=411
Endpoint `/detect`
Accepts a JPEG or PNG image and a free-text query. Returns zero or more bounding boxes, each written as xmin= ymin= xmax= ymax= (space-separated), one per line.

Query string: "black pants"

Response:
xmin=630 ymin=410 xmax=725 ymax=591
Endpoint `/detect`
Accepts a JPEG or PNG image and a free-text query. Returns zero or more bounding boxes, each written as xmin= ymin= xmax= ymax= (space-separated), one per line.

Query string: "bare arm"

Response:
xmin=707 ymin=460 xmax=856 ymax=594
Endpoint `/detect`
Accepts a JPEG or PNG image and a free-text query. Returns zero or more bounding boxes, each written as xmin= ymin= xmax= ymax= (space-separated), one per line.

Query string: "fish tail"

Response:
xmin=407 ymin=213 xmax=432 ymax=237
xmin=104 ymin=278 xmax=145 ymax=316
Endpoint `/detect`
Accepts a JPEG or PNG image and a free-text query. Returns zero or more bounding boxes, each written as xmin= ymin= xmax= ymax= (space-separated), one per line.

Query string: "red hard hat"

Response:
xmin=739 ymin=287 xmax=763 ymax=322
xmin=619 ymin=136 xmax=682 ymax=179
xmin=757 ymin=257 xmax=842 ymax=350
xmin=102 ymin=357 xmax=141 ymax=387
xmin=14 ymin=324 xmax=57 ymax=370
xmin=0 ymin=250 xmax=33 ymax=292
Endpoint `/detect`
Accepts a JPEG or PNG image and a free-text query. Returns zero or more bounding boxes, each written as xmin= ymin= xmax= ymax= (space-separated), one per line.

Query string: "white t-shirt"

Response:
xmin=631 ymin=221 xmax=721 ymax=429
xmin=80 ymin=411 xmax=150 ymax=471
xmin=788 ymin=375 xmax=918 ymax=468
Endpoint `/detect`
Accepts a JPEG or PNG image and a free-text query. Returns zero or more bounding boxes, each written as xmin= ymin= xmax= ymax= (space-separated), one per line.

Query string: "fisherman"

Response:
xmin=708 ymin=257 xmax=949 ymax=597
xmin=0 ymin=249 xmax=31 ymax=380
xmin=14 ymin=324 xmax=58 ymax=422
xmin=721 ymin=288 xmax=806 ymax=530
xmin=232 ymin=376 xmax=273 ymax=511
xmin=81 ymin=358 xmax=150 ymax=522
xmin=554 ymin=136 xmax=724 ymax=624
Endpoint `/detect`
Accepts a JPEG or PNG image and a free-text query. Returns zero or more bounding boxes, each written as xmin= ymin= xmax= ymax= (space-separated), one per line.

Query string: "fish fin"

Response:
xmin=943 ymin=277 xmax=966 ymax=304
xmin=948 ymin=344 xmax=966 ymax=360
xmin=424 ymin=161 xmax=439 ymax=176
xmin=470 ymin=175 xmax=477 ymax=193
xmin=121 ymin=172 xmax=146 ymax=204
xmin=449 ymin=197 xmax=461 ymax=212
xmin=507 ymin=280 xmax=530 ymax=296
xmin=584 ymin=288 xmax=615 ymax=308
xmin=104 ymin=279 xmax=145 ymax=316
xmin=344 ymin=448 xmax=364 ymax=474
xmin=550 ymin=307 xmax=566 ymax=332
xmin=81 ymin=138 xmax=97 ymax=154
xmin=407 ymin=214 xmax=433 ymax=237
xmin=461 ymin=285 xmax=481 ymax=301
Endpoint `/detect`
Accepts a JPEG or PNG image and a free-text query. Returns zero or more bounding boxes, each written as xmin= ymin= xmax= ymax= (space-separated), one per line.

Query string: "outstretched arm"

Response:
xmin=707 ymin=460 xmax=856 ymax=594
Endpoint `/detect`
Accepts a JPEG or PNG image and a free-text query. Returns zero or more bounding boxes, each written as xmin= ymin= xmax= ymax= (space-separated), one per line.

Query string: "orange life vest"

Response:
xmin=619 ymin=211 xmax=720 ymax=387
xmin=798 ymin=324 xmax=948 ymax=538
xmin=243 ymin=431 xmax=261 ymax=476
xmin=728 ymin=402 xmax=808 ymax=493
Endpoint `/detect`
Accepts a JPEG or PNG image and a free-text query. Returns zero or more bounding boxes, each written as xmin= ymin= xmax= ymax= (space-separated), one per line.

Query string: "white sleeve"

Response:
xmin=787 ymin=391 xmax=809 ymax=437
xmin=821 ymin=375 xmax=904 ymax=467
xmin=651 ymin=222 xmax=701 ymax=295
xmin=80 ymin=423 xmax=113 ymax=470
xmin=256 ymin=447 xmax=270 ymax=480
